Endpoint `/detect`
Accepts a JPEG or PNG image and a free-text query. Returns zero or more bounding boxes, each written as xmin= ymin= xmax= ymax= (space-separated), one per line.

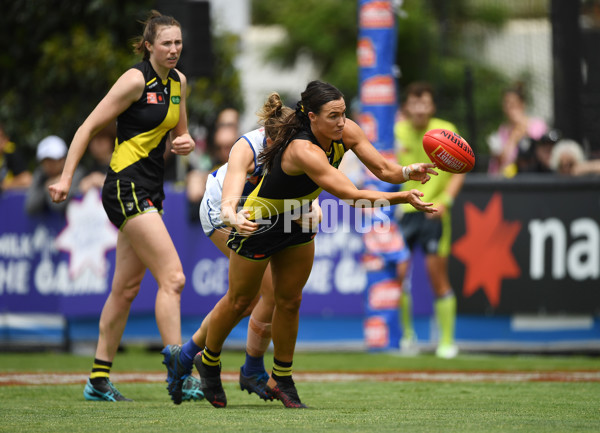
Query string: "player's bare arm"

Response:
xmin=48 ymin=69 xmax=145 ymax=203
xmin=343 ymin=119 xmax=437 ymax=184
xmin=221 ymin=138 xmax=259 ymax=234
xmin=170 ymin=70 xmax=194 ymax=155
xmin=285 ymin=139 xmax=435 ymax=212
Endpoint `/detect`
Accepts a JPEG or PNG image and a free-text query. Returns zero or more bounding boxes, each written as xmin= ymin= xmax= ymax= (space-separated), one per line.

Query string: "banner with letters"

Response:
xmin=2 ymin=176 xmax=598 ymax=344
xmin=0 ymin=188 xmax=368 ymax=318
xmin=450 ymin=176 xmax=600 ymax=315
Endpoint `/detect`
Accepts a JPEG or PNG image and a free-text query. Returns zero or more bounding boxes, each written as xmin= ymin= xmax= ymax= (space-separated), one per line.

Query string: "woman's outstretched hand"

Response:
xmin=403 ymin=163 xmax=438 ymax=184
xmin=405 ymin=189 xmax=438 ymax=213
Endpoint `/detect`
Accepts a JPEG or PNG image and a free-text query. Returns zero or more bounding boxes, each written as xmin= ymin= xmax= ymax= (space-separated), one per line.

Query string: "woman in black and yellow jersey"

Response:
xmin=0 ymin=122 xmax=32 ymax=191
xmin=195 ymin=81 xmax=439 ymax=409
xmin=48 ymin=11 xmax=202 ymax=404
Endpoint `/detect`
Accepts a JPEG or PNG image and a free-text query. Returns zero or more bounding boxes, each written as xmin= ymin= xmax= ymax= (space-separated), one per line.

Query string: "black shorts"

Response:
xmin=102 ymin=179 xmax=164 ymax=230
xmin=227 ymin=217 xmax=316 ymax=260
xmin=399 ymin=212 xmax=442 ymax=255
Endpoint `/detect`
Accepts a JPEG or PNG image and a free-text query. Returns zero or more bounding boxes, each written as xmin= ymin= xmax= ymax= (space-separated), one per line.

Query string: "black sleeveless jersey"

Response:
xmin=243 ymin=128 xmax=346 ymax=220
xmin=106 ymin=60 xmax=181 ymax=196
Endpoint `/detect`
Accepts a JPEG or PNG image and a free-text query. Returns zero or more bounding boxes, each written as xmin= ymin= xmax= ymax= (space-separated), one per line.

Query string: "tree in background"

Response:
xmin=1 ymin=0 xmax=243 ymax=165
xmin=251 ymin=0 xmax=359 ymax=103
xmin=186 ymin=31 xmax=245 ymax=132
xmin=1 ymin=1 xmax=148 ymax=160
xmin=251 ymin=0 xmax=531 ymax=166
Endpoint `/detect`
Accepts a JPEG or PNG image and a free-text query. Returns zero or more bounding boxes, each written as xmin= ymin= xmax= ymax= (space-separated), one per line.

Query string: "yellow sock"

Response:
xmin=434 ymin=294 xmax=456 ymax=347
xmin=400 ymin=291 xmax=415 ymax=339
xmin=272 ymin=358 xmax=293 ymax=381
xmin=90 ymin=358 xmax=111 ymax=381
xmin=202 ymin=347 xmax=221 ymax=367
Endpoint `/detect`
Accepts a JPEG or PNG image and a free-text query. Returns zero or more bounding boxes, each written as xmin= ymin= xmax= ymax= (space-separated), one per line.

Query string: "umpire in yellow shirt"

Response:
xmin=394 ymin=81 xmax=465 ymax=359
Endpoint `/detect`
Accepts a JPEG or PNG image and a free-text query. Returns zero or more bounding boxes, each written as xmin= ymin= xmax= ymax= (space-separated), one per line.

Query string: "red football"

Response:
xmin=422 ymin=128 xmax=475 ymax=174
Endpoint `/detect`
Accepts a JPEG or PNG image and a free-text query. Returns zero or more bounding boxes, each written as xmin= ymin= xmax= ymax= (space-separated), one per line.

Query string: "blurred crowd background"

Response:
xmin=3 ymin=0 xmax=600 ymax=188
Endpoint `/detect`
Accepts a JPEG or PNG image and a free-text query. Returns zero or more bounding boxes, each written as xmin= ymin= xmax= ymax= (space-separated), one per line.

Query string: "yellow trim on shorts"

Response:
xmin=231 ymin=235 xmax=270 ymax=262
xmin=119 ymin=209 xmax=159 ymax=231
xmin=131 ymin=182 xmax=142 ymax=213
xmin=117 ymin=179 xmax=126 ymax=218
xmin=229 ymin=236 xmax=315 ymax=262
xmin=284 ymin=238 xmax=315 ymax=251
xmin=115 ymin=180 xmax=162 ymax=231
xmin=234 ymin=236 xmax=247 ymax=255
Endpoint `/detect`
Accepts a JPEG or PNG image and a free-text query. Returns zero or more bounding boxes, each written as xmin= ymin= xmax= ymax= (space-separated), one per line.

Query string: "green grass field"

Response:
xmin=1 ymin=348 xmax=599 ymax=433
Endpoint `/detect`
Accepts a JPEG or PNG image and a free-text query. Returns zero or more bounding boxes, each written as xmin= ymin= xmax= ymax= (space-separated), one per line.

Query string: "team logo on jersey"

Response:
xmin=147 ymin=92 xmax=165 ymax=104
xmin=171 ymin=96 xmax=180 ymax=104
xmin=328 ymin=144 xmax=343 ymax=169
xmin=126 ymin=202 xmax=134 ymax=211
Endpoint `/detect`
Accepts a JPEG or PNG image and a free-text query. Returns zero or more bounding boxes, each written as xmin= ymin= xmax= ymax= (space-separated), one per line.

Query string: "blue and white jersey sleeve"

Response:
xmin=199 ymin=128 xmax=267 ymax=236
xmin=204 ymin=127 xmax=267 ymax=203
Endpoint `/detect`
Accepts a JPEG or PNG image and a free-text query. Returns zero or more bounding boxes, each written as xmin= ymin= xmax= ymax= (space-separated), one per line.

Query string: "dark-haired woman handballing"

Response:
xmin=196 ymin=81 xmax=438 ymax=408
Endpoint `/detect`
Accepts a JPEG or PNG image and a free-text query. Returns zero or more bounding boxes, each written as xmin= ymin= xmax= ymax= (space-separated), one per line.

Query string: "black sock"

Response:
xmin=90 ymin=358 xmax=112 ymax=385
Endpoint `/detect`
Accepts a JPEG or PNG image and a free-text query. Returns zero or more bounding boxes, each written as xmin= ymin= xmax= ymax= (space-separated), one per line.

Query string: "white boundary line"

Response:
xmin=1 ymin=371 xmax=599 ymax=386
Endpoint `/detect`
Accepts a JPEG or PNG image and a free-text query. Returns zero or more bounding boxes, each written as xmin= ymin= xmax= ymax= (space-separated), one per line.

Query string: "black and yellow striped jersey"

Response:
xmin=243 ymin=128 xmax=346 ymax=220
xmin=1 ymin=141 xmax=28 ymax=184
xmin=107 ymin=60 xmax=181 ymax=195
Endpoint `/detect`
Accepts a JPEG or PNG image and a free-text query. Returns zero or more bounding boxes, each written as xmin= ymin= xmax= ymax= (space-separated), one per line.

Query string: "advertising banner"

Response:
xmin=2 ymin=176 xmax=598 ymax=346
xmin=0 ymin=188 xmax=368 ymax=318
xmin=358 ymin=0 xmax=404 ymax=349
xmin=451 ymin=176 xmax=600 ymax=315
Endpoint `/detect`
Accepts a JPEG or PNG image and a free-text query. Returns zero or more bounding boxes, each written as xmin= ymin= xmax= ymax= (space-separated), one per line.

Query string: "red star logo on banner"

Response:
xmin=452 ymin=193 xmax=522 ymax=308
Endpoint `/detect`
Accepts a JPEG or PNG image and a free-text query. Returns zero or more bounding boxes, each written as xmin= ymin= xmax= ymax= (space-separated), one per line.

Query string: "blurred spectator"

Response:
xmin=163 ymin=135 xmax=183 ymax=183
xmin=212 ymin=108 xmax=240 ymax=167
xmin=581 ymin=0 xmax=600 ymax=29
xmin=25 ymin=135 xmax=84 ymax=215
xmin=210 ymin=124 xmax=238 ymax=168
xmin=185 ymin=110 xmax=239 ymax=222
xmin=165 ymin=125 xmax=211 ymax=184
xmin=517 ymin=129 xmax=561 ymax=174
xmin=487 ymin=83 xmax=548 ymax=177
xmin=573 ymin=158 xmax=600 ymax=176
xmin=0 ymin=123 xmax=32 ymax=192
xmin=78 ymin=123 xmax=115 ymax=194
xmin=215 ymin=107 xmax=240 ymax=131
xmin=550 ymin=139 xmax=586 ymax=176
xmin=184 ymin=125 xmax=211 ymax=181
